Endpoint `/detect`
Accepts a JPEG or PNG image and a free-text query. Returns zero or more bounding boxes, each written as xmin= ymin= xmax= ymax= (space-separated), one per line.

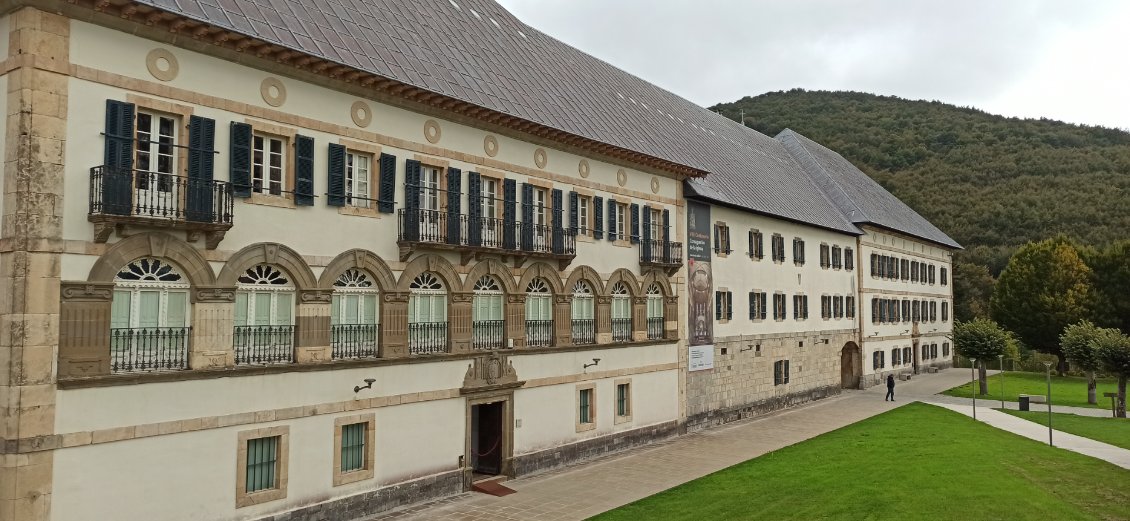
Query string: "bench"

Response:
xmin=898 ymin=373 xmax=912 ymax=381
xmin=926 ymin=366 xmax=939 ymax=374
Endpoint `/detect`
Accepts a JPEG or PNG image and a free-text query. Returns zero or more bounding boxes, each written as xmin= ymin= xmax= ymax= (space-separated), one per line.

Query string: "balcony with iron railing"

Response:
xmin=571 ymin=319 xmax=595 ymax=345
xmin=397 ymin=208 xmax=576 ymax=267
xmin=331 ymin=324 xmax=378 ymax=360
xmin=640 ymin=239 xmax=683 ymax=271
xmin=408 ymin=321 xmax=449 ymax=355
xmin=89 ymin=166 xmax=234 ymax=248
xmin=525 ymin=320 xmax=553 ymax=347
xmin=234 ymin=325 xmax=295 ymax=365
xmin=110 ymin=327 xmax=191 ymax=373
xmin=472 ymin=320 xmax=506 ymax=350
xmin=611 ymin=318 xmax=633 ymax=343
xmin=647 ymin=317 xmax=665 ymax=340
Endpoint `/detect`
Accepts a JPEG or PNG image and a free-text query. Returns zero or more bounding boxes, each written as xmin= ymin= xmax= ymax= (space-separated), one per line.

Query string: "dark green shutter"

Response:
xmin=606 ymin=198 xmax=617 ymax=241
xmin=748 ymin=292 xmax=755 ymax=320
xmin=593 ymin=196 xmax=604 ymax=239
xmin=641 ymin=205 xmax=652 ymax=262
xmin=502 ymin=179 xmax=517 ymax=250
xmin=102 ymin=100 xmax=135 ymax=215
xmin=713 ymin=226 xmax=720 ymax=253
xmin=662 ymin=209 xmax=671 ymax=262
xmin=568 ymin=191 xmax=579 ymax=235
xmin=629 ymin=203 xmax=640 ymax=244
xmin=326 ymin=143 xmax=346 ymax=207
xmin=186 ymin=115 xmax=216 ymax=222
xmin=760 ymin=293 xmax=767 ymax=320
xmin=726 ymin=292 xmax=732 ymax=320
xmin=467 ymin=172 xmax=482 ymax=246
xmin=229 ymin=122 xmax=252 ymax=197
xmin=294 ymin=135 xmax=315 ymax=206
xmin=520 ymin=183 xmax=534 ymax=251
xmin=377 ymin=153 xmax=396 ymax=213
xmin=403 ymin=159 xmax=421 ymax=242
xmin=774 ymin=361 xmax=781 ymax=386
xmin=447 ymin=168 xmax=461 ymax=245
xmin=551 ymin=189 xmax=564 ymax=253
xmin=715 ymin=292 xmax=722 ymax=320
xmin=784 ymin=360 xmax=790 ymax=384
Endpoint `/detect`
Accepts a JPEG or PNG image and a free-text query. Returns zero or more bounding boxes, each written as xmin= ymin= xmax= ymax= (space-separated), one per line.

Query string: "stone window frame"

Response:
xmin=337 ymin=138 xmax=383 ymax=218
xmin=332 ymin=413 xmax=376 ymax=487
xmin=244 ymin=119 xmax=299 ymax=208
xmin=614 ymin=378 xmax=633 ymax=425
xmin=576 ymin=382 xmax=596 ymax=432
xmin=713 ymin=221 xmax=731 ymax=257
xmin=748 ymin=228 xmax=764 ymax=260
xmin=819 ymin=243 xmax=831 ymax=269
xmin=715 ymin=288 xmax=732 ymax=324
xmin=236 ymin=425 xmax=290 ymax=508
xmin=126 ymin=94 xmax=194 ymax=178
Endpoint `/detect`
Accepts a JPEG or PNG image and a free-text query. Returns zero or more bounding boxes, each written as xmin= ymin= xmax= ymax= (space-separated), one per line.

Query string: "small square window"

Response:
xmin=236 ymin=426 xmax=289 ymax=508
xmin=333 ymin=414 xmax=376 ymax=486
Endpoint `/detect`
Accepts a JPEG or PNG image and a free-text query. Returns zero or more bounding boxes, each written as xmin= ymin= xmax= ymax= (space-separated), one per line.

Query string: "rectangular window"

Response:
xmin=135 ymin=111 xmax=178 ymax=182
xmin=340 ymin=423 xmax=366 ymax=472
xmin=893 ymin=348 xmax=901 ymax=366
xmin=821 ymin=295 xmax=831 ymax=319
xmin=901 ymin=259 xmax=910 ymax=280
xmin=846 ymin=296 xmax=855 ymax=319
xmin=333 ymin=414 xmax=375 ymax=486
xmin=793 ymin=238 xmax=806 ymax=265
xmin=749 ymin=229 xmax=764 ymax=259
xmin=931 ymin=301 xmax=938 ymax=322
xmin=844 ymin=248 xmax=854 ymax=271
xmin=246 ymin=436 xmax=279 ymax=493
xmin=577 ymin=195 xmax=591 ymax=234
xmin=831 ymin=246 xmax=842 ymax=269
xmin=252 ymin=134 xmax=286 ymax=195
xmin=942 ymin=301 xmax=950 ymax=322
xmin=833 ymin=295 xmax=844 ymax=319
xmin=929 ymin=265 xmax=936 ymax=285
xmin=715 ymin=291 xmax=733 ymax=321
xmin=615 ymin=381 xmax=632 ymax=422
xmin=941 ymin=267 xmax=949 ymax=286
xmin=345 ymin=151 xmax=372 ymax=208
xmin=615 ymin=202 xmax=628 ymax=239
xmin=910 ymin=261 xmax=919 ymax=282
xmin=749 ymin=291 xmax=767 ymax=320
xmin=773 ymin=360 xmax=791 ymax=386
xmin=577 ymin=384 xmax=595 ymax=431
xmin=772 ymin=234 xmax=785 ymax=262
xmin=943 ymin=342 xmax=951 ymax=357
xmin=820 ymin=244 xmax=830 ymax=269
xmin=714 ymin=223 xmax=731 ymax=254
xmin=774 ymin=293 xmax=787 ymax=321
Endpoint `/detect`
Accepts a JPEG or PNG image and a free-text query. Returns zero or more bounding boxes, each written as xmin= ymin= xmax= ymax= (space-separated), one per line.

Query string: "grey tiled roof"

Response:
xmin=777 ymin=129 xmax=962 ymax=249
xmin=129 ymin=0 xmax=862 ymax=233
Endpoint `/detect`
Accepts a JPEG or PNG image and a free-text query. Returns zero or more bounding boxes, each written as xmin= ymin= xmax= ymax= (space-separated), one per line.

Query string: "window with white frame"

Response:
xmin=577 ymin=195 xmax=591 ymax=234
xmin=345 ymin=151 xmax=372 ymax=208
xmin=135 ymin=112 xmax=178 ymax=197
xmin=646 ymin=283 xmax=664 ymax=339
xmin=526 ymin=278 xmax=553 ymax=346
xmin=252 ymin=134 xmax=286 ymax=195
xmin=331 ymin=269 xmax=378 ymax=359
xmin=234 ymin=264 xmax=296 ymax=364
xmin=472 ymin=275 xmax=505 ymax=349
xmin=571 ymin=280 xmax=596 ymax=344
xmin=611 ymin=282 xmax=632 ymax=342
xmin=110 ymin=258 xmax=191 ymax=373
xmin=408 ymin=272 xmax=448 ymax=353
xmin=615 ymin=202 xmax=628 ymax=239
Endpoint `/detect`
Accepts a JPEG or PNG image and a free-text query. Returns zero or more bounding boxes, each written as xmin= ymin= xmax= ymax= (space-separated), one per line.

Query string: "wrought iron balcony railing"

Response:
xmin=89 ymin=166 xmax=234 ymax=226
xmin=110 ymin=327 xmax=190 ymax=373
xmin=571 ymin=319 xmax=595 ymax=345
xmin=525 ymin=320 xmax=553 ymax=347
xmin=408 ymin=321 xmax=449 ymax=355
xmin=647 ymin=317 xmax=665 ymax=340
xmin=398 ymin=209 xmax=576 ymax=257
xmin=331 ymin=324 xmax=378 ymax=360
xmin=234 ymin=325 xmax=295 ymax=365
xmin=611 ymin=318 xmax=633 ymax=343
xmin=640 ymin=239 xmax=683 ymax=268
xmin=472 ymin=320 xmax=506 ymax=350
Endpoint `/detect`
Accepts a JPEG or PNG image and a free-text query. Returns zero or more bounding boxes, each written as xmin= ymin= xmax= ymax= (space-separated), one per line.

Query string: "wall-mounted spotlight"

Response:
xmin=353 ymin=378 xmax=376 ymax=393
xmin=900 ymin=330 xmax=909 ymax=335
xmin=869 ymin=331 xmax=880 ymax=337
xmin=583 ymin=358 xmax=601 ymax=370
xmin=740 ymin=344 xmax=755 ymax=353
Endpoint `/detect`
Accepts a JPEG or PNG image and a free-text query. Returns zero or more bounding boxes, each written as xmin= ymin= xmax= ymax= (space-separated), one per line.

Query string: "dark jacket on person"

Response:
xmin=886 ymin=375 xmax=895 ymax=389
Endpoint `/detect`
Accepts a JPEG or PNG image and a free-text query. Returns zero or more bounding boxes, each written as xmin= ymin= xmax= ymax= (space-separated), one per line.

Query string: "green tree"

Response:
xmin=1059 ymin=320 xmax=1112 ymax=405
xmin=1087 ymin=241 xmax=1130 ymax=334
xmin=954 ymin=318 xmax=1016 ymax=395
xmin=990 ymin=236 xmax=1094 ymax=374
xmin=1093 ymin=331 xmax=1130 ymax=418
xmin=953 ymin=262 xmax=994 ymax=321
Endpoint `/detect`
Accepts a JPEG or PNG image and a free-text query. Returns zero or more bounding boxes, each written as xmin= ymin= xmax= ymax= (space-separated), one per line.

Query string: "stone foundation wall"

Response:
xmin=685 ymin=329 xmax=854 ymax=431
xmin=257 ymin=469 xmax=464 ymax=521
xmin=511 ymin=420 xmax=680 ymax=477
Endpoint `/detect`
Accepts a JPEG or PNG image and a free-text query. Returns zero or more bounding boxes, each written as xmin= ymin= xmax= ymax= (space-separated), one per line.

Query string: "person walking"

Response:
xmin=885 ymin=374 xmax=895 ymax=401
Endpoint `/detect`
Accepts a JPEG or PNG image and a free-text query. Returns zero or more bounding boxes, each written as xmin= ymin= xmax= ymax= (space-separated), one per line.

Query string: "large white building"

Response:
xmin=0 ymin=1 xmax=957 ymax=520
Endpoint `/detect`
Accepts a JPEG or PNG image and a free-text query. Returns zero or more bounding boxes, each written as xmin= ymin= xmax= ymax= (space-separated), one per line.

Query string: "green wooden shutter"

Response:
xmin=593 ymin=196 xmax=604 ymax=239
xmin=467 ymin=172 xmax=482 ymax=246
xmin=446 ymin=167 xmax=462 ymax=245
xmin=502 ymin=179 xmax=517 ymax=249
xmin=606 ymin=198 xmax=617 ymax=241
xmin=102 ymin=100 xmax=135 ymax=216
xmin=166 ymin=291 xmax=188 ymax=328
xmin=275 ymin=293 xmax=294 ymax=326
xmin=725 ymin=292 xmax=732 ymax=320
xmin=327 ymin=143 xmax=346 ymax=207
xmin=377 ymin=153 xmax=396 ymax=213
xmin=568 ymin=191 xmax=579 ymax=235
xmin=629 ymin=203 xmax=640 ymax=244
xmin=229 ymin=122 xmax=253 ymax=197
xmin=551 ymin=189 xmax=564 ymax=253
xmin=715 ymin=292 xmax=722 ymax=320
xmin=234 ymin=292 xmax=248 ymax=327
xmin=331 ymin=294 xmax=341 ymax=325
xmin=641 ymin=205 xmax=652 ymax=261
xmin=520 ymin=183 xmax=534 ymax=250
xmin=186 ymin=115 xmax=216 ymax=222
xmin=294 ymin=135 xmax=315 ymax=206
xmin=403 ymin=159 xmax=422 ymax=241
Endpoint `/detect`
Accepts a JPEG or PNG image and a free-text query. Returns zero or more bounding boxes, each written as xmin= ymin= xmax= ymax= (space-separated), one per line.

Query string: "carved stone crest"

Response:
xmin=61 ymin=282 xmax=114 ymax=302
xmin=462 ymin=352 xmax=523 ymax=394
xmin=194 ymin=286 xmax=236 ymax=303
xmin=299 ymin=289 xmax=333 ymax=304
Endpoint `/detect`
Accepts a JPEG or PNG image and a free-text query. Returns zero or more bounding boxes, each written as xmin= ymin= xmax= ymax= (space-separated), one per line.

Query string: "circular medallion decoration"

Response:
xmin=424 ymin=119 xmax=442 ymax=143
xmin=578 ymin=159 xmax=590 ymax=178
xmin=350 ymin=101 xmax=372 ymax=128
xmin=534 ymin=148 xmax=548 ymax=169
xmin=484 ymin=135 xmax=499 ymax=157
xmin=260 ymin=77 xmax=287 ymax=107
xmin=145 ymin=48 xmax=179 ymax=82
xmin=651 ymin=177 xmax=661 ymax=194
xmin=617 ymin=168 xmax=628 ymax=187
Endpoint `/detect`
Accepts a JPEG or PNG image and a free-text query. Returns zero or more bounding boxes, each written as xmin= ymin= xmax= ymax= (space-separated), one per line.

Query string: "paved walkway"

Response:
xmin=928 ymin=401 xmax=1130 ymax=470
xmin=931 ymin=369 xmax=1116 ymax=417
xmin=364 ymin=369 xmax=973 ymax=521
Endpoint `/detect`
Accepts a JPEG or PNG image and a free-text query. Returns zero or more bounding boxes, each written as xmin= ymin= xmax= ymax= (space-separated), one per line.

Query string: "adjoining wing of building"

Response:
xmin=0 ymin=0 xmax=957 ymax=519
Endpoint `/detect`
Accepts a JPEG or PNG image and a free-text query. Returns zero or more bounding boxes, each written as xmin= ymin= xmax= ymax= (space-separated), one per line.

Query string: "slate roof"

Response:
xmin=127 ymin=0 xmax=954 ymax=244
xmin=777 ymin=129 xmax=962 ymax=249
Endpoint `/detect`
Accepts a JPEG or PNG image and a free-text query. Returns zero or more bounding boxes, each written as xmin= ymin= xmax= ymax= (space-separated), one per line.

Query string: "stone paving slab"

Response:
xmin=361 ymin=369 xmax=974 ymax=521
xmin=928 ymin=401 xmax=1130 ymax=470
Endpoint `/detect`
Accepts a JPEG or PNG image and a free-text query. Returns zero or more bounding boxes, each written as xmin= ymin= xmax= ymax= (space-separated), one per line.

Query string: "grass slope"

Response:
xmin=1002 ymin=409 xmax=1130 ymax=450
xmin=942 ymin=371 xmax=1120 ymax=409
xmin=591 ymin=403 xmax=1130 ymax=521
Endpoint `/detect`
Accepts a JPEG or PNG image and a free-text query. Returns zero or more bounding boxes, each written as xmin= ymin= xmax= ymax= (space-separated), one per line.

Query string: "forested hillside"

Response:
xmin=712 ymin=90 xmax=1130 ymax=277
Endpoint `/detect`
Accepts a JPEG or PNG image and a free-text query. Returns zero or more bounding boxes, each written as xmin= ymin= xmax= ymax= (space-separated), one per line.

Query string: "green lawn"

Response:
xmin=1001 ymin=409 xmax=1130 ymax=450
xmin=590 ymin=403 xmax=1130 ymax=521
xmin=942 ymin=371 xmax=1120 ymax=410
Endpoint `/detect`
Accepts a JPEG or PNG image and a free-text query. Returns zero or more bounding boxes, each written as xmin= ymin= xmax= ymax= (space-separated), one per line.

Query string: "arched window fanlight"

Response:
xmin=116 ymin=258 xmax=184 ymax=282
xmin=238 ymin=264 xmax=290 ymax=285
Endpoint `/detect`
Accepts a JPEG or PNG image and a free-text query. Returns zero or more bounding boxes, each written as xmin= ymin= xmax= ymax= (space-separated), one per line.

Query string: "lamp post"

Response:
xmin=1043 ymin=361 xmax=1053 ymax=446
xmin=970 ymin=358 xmax=977 ymax=420
xmin=999 ymin=354 xmax=1005 ymax=410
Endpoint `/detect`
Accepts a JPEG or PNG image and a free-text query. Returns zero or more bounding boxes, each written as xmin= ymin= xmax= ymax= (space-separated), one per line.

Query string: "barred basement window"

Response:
xmin=576 ymin=384 xmax=596 ymax=432
xmin=247 ymin=436 xmax=279 ymax=493
xmin=615 ymin=379 xmax=633 ymax=424
xmin=340 ymin=423 xmax=366 ymax=472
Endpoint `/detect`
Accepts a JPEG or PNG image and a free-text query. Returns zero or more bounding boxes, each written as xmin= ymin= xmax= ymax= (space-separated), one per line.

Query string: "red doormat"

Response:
xmin=472 ymin=480 xmax=517 ymax=497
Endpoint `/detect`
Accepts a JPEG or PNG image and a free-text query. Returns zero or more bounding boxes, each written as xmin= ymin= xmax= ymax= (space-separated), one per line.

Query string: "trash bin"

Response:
xmin=1019 ymin=395 xmax=1030 ymax=411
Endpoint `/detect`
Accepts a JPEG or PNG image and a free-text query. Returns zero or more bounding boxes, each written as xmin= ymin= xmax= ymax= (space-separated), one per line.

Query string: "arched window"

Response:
xmin=235 ymin=264 xmax=296 ymax=365
xmin=408 ymin=272 xmax=448 ymax=354
xmin=610 ymin=282 xmax=632 ymax=343
xmin=331 ymin=269 xmax=379 ymax=359
xmin=472 ymin=275 xmax=504 ymax=350
xmin=525 ymin=278 xmax=553 ymax=347
xmin=571 ymin=280 xmax=595 ymax=345
xmin=646 ymin=283 xmax=665 ymax=340
xmin=111 ymin=258 xmax=191 ymax=373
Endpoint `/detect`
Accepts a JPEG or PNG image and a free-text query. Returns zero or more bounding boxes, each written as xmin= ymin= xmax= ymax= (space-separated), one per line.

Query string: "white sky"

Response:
xmin=495 ymin=0 xmax=1130 ymax=130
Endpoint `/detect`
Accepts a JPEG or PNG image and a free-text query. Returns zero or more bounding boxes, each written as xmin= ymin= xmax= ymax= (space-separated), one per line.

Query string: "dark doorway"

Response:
xmin=841 ymin=342 xmax=861 ymax=389
xmin=913 ymin=342 xmax=920 ymax=375
xmin=471 ymin=401 xmax=504 ymax=476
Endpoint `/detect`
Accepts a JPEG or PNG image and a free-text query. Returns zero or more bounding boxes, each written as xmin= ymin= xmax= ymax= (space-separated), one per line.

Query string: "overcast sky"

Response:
xmin=495 ymin=0 xmax=1130 ymax=130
